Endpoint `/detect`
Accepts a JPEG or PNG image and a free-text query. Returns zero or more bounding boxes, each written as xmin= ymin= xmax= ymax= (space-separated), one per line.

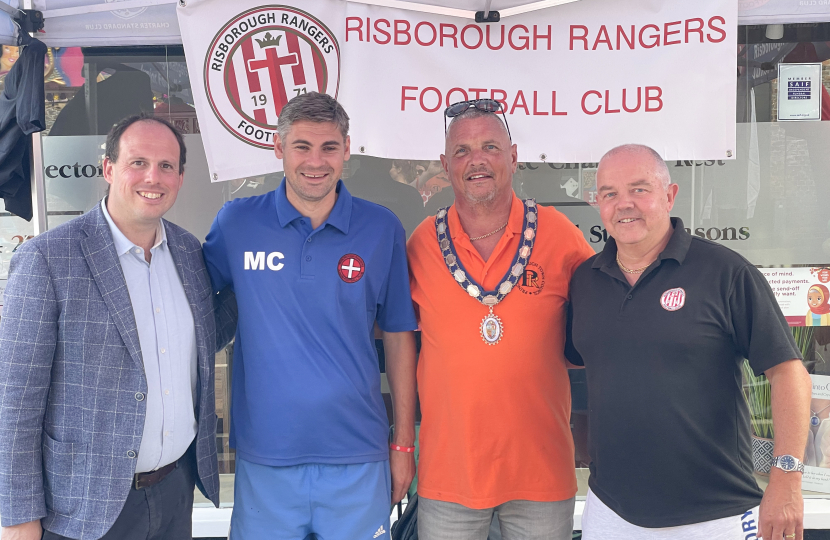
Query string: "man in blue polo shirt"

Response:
xmin=203 ymin=92 xmax=417 ymax=540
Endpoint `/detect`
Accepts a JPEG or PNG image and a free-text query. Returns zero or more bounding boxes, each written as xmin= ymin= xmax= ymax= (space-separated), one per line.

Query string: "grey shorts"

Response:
xmin=417 ymin=495 xmax=575 ymax=540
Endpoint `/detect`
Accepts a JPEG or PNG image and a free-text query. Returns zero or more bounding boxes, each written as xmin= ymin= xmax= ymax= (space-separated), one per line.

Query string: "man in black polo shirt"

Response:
xmin=566 ymin=144 xmax=811 ymax=540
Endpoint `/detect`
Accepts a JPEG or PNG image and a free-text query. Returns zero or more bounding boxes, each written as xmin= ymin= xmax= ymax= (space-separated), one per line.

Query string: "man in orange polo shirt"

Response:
xmin=407 ymin=100 xmax=595 ymax=540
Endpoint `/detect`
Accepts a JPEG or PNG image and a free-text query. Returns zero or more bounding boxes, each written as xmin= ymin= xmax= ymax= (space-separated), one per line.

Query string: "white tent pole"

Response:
xmin=0 ymin=0 xmax=20 ymax=18
xmin=344 ymin=0 xmax=580 ymax=19
xmin=500 ymin=0 xmax=580 ymax=17
xmin=482 ymin=0 xmax=493 ymax=18
xmin=37 ymin=0 xmax=582 ymax=21
xmin=344 ymin=0 xmax=473 ymax=18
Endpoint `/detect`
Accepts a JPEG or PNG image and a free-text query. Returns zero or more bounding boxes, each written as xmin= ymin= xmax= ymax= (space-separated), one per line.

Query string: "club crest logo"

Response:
xmin=204 ymin=6 xmax=340 ymax=149
xmin=106 ymin=0 xmax=147 ymax=19
xmin=517 ymin=262 xmax=545 ymax=295
xmin=660 ymin=288 xmax=686 ymax=311
xmin=338 ymin=254 xmax=365 ymax=283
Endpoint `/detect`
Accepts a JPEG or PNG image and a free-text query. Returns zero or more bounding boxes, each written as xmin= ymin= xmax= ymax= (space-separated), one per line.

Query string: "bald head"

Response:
xmin=598 ymin=144 xmax=670 ymax=189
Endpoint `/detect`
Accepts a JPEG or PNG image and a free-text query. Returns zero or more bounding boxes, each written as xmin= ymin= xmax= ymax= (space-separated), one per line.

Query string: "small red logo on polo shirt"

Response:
xmin=660 ymin=288 xmax=686 ymax=311
xmin=338 ymin=254 xmax=365 ymax=283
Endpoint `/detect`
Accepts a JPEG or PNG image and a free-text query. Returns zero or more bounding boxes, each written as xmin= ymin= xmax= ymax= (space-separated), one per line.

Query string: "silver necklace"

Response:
xmin=469 ymin=222 xmax=508 ymax=242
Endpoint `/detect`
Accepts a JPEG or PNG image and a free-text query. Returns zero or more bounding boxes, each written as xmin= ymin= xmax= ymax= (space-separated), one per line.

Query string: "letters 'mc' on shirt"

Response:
xmin=243 ymin=251 xmax=284 ymax=271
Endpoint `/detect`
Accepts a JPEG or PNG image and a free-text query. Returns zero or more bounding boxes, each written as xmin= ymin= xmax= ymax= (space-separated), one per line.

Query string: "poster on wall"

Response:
xmin=760 ymin=267 xmax=830 ymax=326
xmin=176 ymin=0 xmax=738 ymax=183
xmin=802 ymin=375 xmax=830 ymax=493
xmin=777 ymin=63 xmax=822 ymax=121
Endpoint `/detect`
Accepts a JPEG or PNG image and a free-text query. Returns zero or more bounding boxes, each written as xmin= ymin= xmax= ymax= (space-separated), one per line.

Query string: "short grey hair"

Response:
xmin=276 ymin=92 xmax=349 ymax=142
xmin=598 ymin=144 xmax=671 ymax=188
xmin=446 ymin=106 xmax=510 ymax=141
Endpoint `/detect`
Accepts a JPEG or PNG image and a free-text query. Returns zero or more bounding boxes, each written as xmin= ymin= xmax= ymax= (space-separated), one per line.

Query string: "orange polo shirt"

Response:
xmin=407 ymin=194 xmax=595 ymax=508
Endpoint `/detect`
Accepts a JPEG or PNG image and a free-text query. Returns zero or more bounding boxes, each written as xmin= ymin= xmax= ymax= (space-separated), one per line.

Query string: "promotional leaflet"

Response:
xmin=803 ymin=375 xmax=830 ymax=493
xmin=760 ymin=267 xmax=830 ymax=326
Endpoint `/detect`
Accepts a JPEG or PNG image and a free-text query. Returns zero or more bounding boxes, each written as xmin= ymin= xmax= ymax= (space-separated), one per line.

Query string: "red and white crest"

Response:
xmin=204 ymin=6 xmax=340 ymax=149
xmin=660 ymin=288 xmax=686 ymax=311
xmin=338 ymin=254 xmax=365 ymax=283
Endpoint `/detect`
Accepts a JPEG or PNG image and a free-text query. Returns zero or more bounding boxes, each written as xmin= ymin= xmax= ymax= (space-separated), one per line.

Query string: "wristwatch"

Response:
xmin=772 ymin=455 xmax=805 ymax=473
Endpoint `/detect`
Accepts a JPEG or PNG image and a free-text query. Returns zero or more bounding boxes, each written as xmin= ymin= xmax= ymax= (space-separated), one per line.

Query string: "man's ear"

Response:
xmin=102 ymin=157 xmax=115 ymax=186
xmin=343 ymin=135 xmax=351 ymax=161
xmin=274 ymin=135 xmax=285 ymax=159
xmin=666 ymin=183 xmax=679 ymax=211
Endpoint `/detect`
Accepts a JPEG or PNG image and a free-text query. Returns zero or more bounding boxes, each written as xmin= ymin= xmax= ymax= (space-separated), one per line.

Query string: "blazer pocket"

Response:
xmin=42 ymin=433 xmax=88 ymax=517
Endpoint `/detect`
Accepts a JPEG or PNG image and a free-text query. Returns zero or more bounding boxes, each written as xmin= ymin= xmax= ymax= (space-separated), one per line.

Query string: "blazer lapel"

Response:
xmin=165 ymin=222 xmax=209 ymax=410
xmin=165 ymin=223 xmax=191 ymax=294
xmin=80 ymin=205 xmax=144 ymax=371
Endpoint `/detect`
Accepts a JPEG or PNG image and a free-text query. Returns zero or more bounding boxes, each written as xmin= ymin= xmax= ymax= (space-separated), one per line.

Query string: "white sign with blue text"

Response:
xmin=777 ymin=63 xmax=822 ymax=121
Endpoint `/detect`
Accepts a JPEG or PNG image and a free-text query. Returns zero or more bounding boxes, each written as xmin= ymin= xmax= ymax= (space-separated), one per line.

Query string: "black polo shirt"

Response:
xmin=566 ymin=217 xmax=801 ymax=528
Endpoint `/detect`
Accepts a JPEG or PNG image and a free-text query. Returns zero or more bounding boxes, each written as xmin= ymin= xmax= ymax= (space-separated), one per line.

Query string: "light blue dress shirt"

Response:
xmin=101 ymin=200 xmax=198 ymax=473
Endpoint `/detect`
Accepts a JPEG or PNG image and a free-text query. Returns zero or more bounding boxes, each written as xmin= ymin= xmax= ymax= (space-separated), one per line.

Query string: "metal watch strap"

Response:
xmin=772 ymin=455 xmax=805 ymax=473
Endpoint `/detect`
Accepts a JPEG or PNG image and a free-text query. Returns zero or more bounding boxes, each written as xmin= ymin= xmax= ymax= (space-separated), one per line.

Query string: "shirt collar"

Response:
xmin=100 ymin=198 xmax=166 ymax=256
xmin=447 ymin=192 xmax=524 ymax=241
xmin=593 ymin=217 xmax=690 ymax=269
xmin=274 ymin=177 xmax=352 ymax=234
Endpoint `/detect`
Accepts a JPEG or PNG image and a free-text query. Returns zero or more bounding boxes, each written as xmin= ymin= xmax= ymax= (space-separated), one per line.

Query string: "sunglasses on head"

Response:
xmin=443 ymin=99 xmax=512 ymax=141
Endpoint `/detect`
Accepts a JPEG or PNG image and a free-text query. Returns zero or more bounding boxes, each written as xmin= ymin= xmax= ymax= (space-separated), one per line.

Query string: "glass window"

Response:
xmin=0 ymin=202 xmax=35 ymax=318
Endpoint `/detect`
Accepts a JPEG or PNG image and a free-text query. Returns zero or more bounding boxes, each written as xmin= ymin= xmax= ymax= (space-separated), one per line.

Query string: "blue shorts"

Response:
xmin=230 ymin=458 xmax=392 ymax=540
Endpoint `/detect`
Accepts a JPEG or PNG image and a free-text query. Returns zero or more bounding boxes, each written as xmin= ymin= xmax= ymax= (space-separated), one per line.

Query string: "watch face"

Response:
xmin=780 ymin=456 xmax=796 ymax=471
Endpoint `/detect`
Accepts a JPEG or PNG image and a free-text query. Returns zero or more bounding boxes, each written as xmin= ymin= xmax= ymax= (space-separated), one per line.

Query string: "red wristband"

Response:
xmin=390 ymin=443 xmax=415 ymax=453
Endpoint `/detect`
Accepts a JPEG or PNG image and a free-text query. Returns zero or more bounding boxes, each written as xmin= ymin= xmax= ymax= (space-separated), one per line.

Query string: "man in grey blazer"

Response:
xmin=0 ymin=114 xmax=230 ymax=540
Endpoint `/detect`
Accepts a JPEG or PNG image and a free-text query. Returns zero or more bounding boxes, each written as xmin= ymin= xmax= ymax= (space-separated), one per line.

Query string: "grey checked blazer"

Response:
xmin=0 ymin=204 xmax=235 ymax=540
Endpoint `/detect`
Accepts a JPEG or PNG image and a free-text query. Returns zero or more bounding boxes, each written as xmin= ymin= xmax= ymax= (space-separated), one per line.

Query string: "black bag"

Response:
xmin=391 ymin=493 xmax=419 ymax=540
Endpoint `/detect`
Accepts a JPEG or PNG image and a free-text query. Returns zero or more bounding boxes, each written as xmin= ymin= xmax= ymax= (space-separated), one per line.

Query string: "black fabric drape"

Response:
xmin=0 ymin=38 xmax=46 ymax=221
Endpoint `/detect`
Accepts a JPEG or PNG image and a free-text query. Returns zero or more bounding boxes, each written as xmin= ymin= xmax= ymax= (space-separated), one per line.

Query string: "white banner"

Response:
xmin=738 ymin=0 xmax=830 ymax=25
xmin=177 ymin=0 xmax=737 ymax=183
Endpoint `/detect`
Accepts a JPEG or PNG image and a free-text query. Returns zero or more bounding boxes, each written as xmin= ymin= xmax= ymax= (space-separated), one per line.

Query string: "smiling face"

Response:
xmin=809 ymin=288 xmax=825 ymax=308
xmin=275 ymin=120 xmax=350 ymax=207
xmin=596 ymin=150 xmax=677 ymax=251
xmin=103 ymin=120 xmax=184 ymax=234
xmin=441 ymin=114 xmax=517 ymax=207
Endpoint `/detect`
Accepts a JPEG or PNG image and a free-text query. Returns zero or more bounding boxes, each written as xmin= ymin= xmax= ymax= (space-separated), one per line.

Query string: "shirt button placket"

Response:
xmin=302 ymin=234 xmax=315 ymax=277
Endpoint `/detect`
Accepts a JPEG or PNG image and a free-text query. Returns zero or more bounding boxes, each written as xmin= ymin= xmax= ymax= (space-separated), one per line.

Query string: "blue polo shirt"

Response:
xmin=203 ymin=179 xmax=417 ymax=467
